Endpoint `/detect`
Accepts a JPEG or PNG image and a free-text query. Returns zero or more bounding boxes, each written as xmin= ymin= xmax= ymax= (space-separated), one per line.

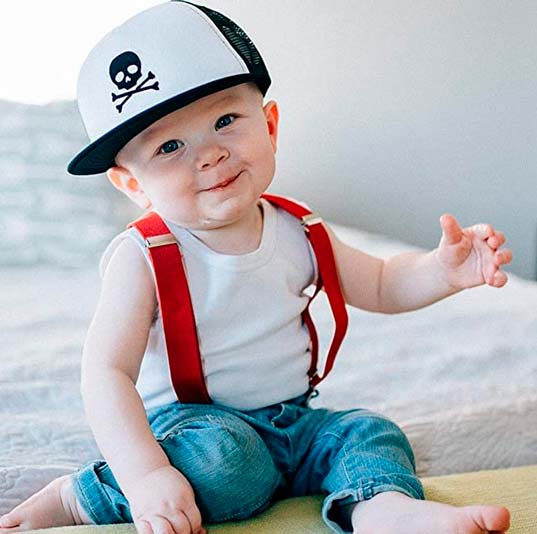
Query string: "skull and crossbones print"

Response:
xmin=109 ymin=51 xmax=160 ymax=113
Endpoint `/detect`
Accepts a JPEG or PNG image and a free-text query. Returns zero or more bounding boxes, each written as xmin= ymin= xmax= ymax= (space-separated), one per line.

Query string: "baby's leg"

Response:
xmin=0 ymin=475 xmax=92 ymax=533
xmin=3 ymin=405 xmax=283 ymax=529
xmin=153 ymin=406 xmax=284 ymax=524
xmin=292 ymin=408 xmax=509 ymax=534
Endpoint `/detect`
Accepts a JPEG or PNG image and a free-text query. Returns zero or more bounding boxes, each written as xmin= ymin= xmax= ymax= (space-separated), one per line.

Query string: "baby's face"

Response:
xmin=114 ymin=83 xmax=278 ymax=230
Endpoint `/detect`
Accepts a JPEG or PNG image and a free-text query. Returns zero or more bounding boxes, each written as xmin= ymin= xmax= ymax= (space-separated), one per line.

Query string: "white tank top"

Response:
xmin=100 ymin=198 xmax=318 ymax=411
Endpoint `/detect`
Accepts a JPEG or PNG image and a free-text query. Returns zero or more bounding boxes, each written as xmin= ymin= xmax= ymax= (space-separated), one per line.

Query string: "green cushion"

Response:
xmin=33 ymin=465 xmax=537 ymax=534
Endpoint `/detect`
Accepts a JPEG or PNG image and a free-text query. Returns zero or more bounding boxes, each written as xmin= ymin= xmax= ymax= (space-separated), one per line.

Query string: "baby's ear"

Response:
xmin=107 ymin=167 xmax=152 ymax=210
xmin=263 ymin=100 xmax=279 ymax=153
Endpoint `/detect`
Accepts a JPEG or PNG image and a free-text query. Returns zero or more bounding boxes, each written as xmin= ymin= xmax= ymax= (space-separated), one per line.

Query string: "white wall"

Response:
xmin=203 ymin=1 xmax=537 ymax=279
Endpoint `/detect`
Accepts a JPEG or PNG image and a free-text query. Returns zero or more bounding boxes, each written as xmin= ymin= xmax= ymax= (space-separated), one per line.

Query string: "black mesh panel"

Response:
xmin=174 ymin=0 xmax=270 ymax=93
xmin=199 ymin=9 xmax=262 ymax=66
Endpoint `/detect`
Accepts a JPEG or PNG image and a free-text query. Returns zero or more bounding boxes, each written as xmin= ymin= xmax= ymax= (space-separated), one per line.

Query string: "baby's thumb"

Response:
xmin=440 ymin=214 xmax=463 ymax=245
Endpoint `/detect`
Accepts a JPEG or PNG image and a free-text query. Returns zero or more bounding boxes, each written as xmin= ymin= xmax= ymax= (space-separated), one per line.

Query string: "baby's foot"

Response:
xmin=351 ymin=491 xmax=510 ymax=534
xmin=0 ymin=475 xmax=92 ymax=532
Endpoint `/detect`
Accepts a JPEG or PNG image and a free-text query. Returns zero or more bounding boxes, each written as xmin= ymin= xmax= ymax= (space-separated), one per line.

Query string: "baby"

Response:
xmin=0 ymin=2 xmax=512 ymax=534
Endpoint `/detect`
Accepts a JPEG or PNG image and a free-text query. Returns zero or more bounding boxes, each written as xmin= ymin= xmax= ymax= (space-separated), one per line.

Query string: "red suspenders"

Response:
xmin=128 ymin=194 xmax=348 ymax=404
xmin=128 ymin=210 xmax=210 ymax=403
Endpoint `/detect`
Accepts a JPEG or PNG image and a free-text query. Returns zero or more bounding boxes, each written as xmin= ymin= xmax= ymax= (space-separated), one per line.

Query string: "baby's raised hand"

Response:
xmin=434 ymin=214 xmax=512 ymax=290
xmin=125 ymin=465 xmax=205 ymax=534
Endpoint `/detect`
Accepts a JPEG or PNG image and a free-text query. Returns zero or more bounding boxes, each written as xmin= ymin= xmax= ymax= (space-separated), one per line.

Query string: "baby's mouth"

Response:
xmin=203 ymin=172 xmax=241 ymax=192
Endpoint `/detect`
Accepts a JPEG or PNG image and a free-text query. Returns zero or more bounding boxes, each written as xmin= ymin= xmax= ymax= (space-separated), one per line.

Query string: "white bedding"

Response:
xmin=2 ymin=224 xmax=537 ymax=515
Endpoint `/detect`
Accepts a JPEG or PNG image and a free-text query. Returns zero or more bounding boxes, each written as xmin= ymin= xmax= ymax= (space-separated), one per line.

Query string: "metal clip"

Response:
xmin=301 ymin=213 xmax=323 ymax=229
xmin=145 ymin=233 xmax=177 ymax=248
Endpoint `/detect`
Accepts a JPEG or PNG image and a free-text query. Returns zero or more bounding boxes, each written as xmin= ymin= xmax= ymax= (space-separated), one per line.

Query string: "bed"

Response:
xmin=2 ymin=220 xmax=537 ymax=518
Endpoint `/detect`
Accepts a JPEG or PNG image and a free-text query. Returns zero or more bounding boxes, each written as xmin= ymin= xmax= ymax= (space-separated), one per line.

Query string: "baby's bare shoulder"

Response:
xmin=105 ymin=237 xmax=152 ymax=281
xmin=99 ymin=237 xmax=157 ymax=315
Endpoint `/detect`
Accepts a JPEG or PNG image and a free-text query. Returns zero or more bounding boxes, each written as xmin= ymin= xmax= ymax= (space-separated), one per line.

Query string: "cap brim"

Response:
xmin=68 ymin=73 xmax=270 ymax=176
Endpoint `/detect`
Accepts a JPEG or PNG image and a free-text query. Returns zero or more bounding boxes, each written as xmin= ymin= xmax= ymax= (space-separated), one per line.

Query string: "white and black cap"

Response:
xmin=68 ymin=0 xmax=271 ymax=176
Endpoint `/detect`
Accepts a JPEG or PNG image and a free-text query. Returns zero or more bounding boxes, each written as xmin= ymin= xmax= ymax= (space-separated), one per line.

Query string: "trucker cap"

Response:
xmin=67 ymin=0 xmax=271 ymax=176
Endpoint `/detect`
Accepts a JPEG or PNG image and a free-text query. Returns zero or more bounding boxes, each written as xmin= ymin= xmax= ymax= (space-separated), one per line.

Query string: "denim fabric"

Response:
xmin=72 ymin=391 xmax=423 ymax=533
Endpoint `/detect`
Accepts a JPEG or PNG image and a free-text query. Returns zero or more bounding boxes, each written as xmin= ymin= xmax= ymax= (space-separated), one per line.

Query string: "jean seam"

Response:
xmin=315 ymin=412 xmax=394 ymax=443
xmin=284 ymin=407 xmax=295 ymax=471
xmin=158 ymin=429 xmax=242 ymax=461
xmin=154 ymin=414 xmax=221 ymax=441
xmin=326 ymin=476 xmax=424 ymax=506
xmin=341 ymin=442 xmax=353 ymax=485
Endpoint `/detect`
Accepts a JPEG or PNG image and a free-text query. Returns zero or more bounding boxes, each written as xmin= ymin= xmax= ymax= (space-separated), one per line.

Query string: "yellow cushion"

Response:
xmin=423 ymin=465 xmax=537 ymax=534
xmin=33 ymin=465 xmax=537 ymax=534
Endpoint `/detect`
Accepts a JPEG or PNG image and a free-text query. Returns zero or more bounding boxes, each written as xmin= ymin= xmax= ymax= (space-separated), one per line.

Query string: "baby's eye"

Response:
xmin=215 ymin=114 xmax=236 ymax=130
xmin=158 ymin=140 xmax=184 ymax=155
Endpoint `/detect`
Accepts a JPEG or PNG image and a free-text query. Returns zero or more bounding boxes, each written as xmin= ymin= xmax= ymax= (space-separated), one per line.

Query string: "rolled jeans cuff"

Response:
xmin=322 ymin=475 xmax=425 ymax=534
xmin=71 ymin=462 xmax=128 ymax=525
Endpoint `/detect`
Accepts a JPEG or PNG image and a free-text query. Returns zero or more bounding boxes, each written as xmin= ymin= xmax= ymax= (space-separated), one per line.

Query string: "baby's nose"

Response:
xmin=197 ymin=144 xmax=230 ymax=170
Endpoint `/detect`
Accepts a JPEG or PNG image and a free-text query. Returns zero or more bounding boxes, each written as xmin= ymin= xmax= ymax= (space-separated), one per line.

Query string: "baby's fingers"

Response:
xmin=470 ymin=223 xmax=494 ymax=240
xmin=182 ymin=506 xmax=206 ymax=534
xmin=489 ymin=269 xmax=508 ymax=288
xmin=151 ymin=514 xmax=183 ymax=534
xmin=487 ymin=231 xmax=506 ymax=250
xmin=157 ymin=516 xmax=176 ymax=534
xmin=135 ymin=515 xmax=187 ymax=534
xmin=135 ymin=519 xmax=154 ymax=534
xmin=495 ymin=248 xmax=512 ymax=266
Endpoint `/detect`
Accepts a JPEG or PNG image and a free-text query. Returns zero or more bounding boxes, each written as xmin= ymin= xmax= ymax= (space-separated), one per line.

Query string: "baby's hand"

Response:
xmin=125 ymin=465 xmax=205 ymax=534
xmin=434 ymin=214 xmax=512 ymax=290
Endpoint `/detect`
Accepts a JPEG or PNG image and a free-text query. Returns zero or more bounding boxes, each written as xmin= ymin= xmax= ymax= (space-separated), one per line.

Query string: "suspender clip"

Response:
xmin=301 ymin=213 xmax=323 ymax=230
xmin=145 ymin=233 xmax=177 ymax=248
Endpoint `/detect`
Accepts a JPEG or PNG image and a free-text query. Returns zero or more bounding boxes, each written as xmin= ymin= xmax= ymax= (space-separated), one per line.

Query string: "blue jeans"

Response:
xmin=72 ymin=391 xmax=423 ymax=534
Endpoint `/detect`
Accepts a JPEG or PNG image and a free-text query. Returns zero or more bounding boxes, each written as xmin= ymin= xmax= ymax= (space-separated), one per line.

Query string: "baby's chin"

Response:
xmin=160 ymin=191 xmax=261 ymax=230
xmin=161 ymin=213 xmax=239 ymax=231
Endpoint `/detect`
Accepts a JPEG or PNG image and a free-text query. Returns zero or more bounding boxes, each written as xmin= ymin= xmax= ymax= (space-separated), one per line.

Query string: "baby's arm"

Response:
xmin=81 ymin=239 xmax=204 ymax=534
xmin=325 ymin=215 xmax=511 ymax=314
